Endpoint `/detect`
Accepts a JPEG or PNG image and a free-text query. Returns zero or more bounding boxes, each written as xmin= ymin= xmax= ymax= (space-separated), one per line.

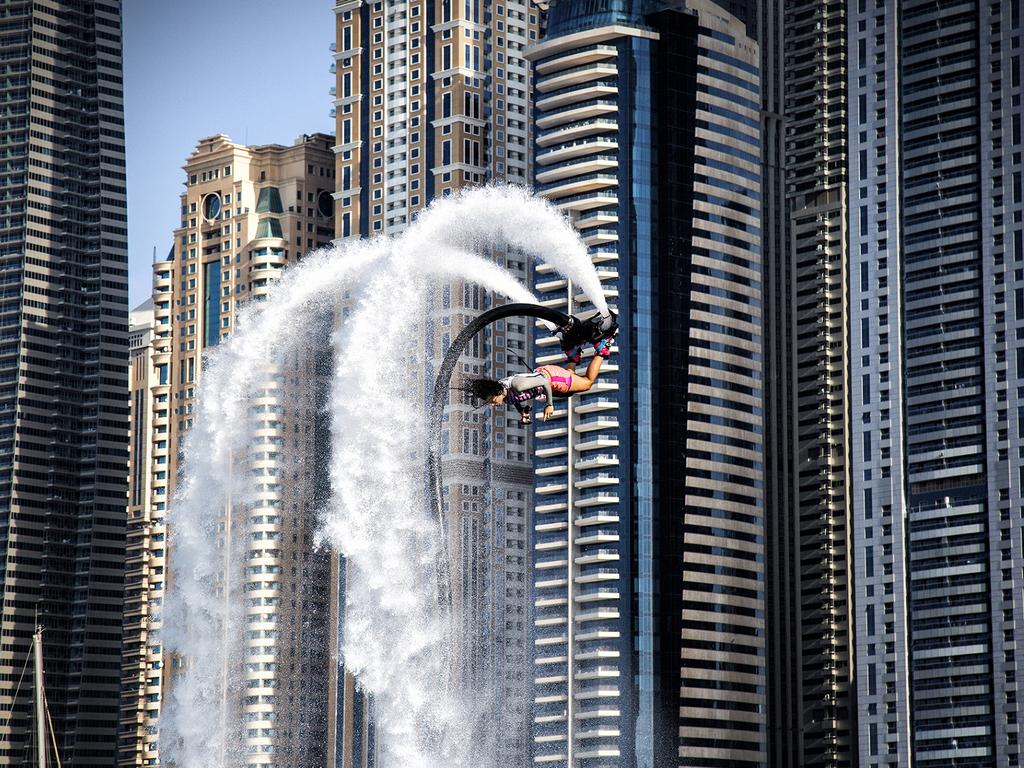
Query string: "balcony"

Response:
xmin=575 ymin=453 xmax=619 ymax=471
xmin=536 ymin=277 xmax=568 ymax=293
xmin=535 ymin=45 xmax=618 ymax=76
xmin=537 ymin=119 xmax=618 ymax=148
xmin=535 ymin=154 xmax=618 ymax=185
xmin=575 ymin=647 xmax=621 ymax=662
xmin=535 ymin=499 xmax=568 ymax=514
xmin=536 ymin=671 xmax=569 ymax=688
xmin=537 ymin=138 xmax=619 ymax=167
xmin=575 ymin=607 xmax=620 ymax=623
xmin=535 ymin=555 xmax=569 ymax=570
xmin=536 ymin=444 xmax=569 ymax=459
xmin=536 ymin=481 xmax=568 ymax=496
xmin=575 ymin=548 xmax=619 ymax=565
xmin=575 ymin=706 xmax=622 ymax=720
xmin=575 ymin=586 xmax=619 ymax=603
xmin=537 ymin=98 xmax=618 ymax=131
xmin=576 ymin=434 xmax=619 ymax=452
xmin=574 ymin=472 xmax=619 ymax=491
xmin=535 ymin=596 xmax=567 ymax=609
xmin=535 ymin=537 xmax=568 ymax=552
xmin=574 ymin=397 xmax=618 ymax=415
xmin=535 ymin=633 xmax=569 ymax=647
xmin=582 ymin=229 xmax=619 ymax=248
xmin=575 ymin=510 xmax=619 ymax=527
xmin=574 ymin=665 xmax=620 ymax=681
xmin=535 ymin=574 xmax=568 ymax=589
xmin=533 ymin=712 xmax=568 ymax=725
xmin=575 ymin=567 xmax=619 ymax=584
xmin=537 ymin=172 xmax=618 ymax=201
xmin=575 ymin=209 xmax=619 ymax=230
xmin=536 ymin=62 xmax=618 ymax=94
xmin=537 ymin=81 xmax=617 ymax=112
xmin=575 ymin=491 xmax=620 ymax=509
xmin=575 ymin=414 xmax=619 ymax=433
xmin=576 ymin=528 xmax=619 ymax=545
xmin=535 ymin=425 xmax=569 ymax=440
xmin=535 ymin=520 xmax=567 ymax=533
xmin=553 ymin=189 xmax=619 ymax=213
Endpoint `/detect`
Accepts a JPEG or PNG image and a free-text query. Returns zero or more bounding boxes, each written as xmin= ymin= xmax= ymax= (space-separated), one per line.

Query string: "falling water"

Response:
xmin=162 ymin=186 xmax=607 ymax=766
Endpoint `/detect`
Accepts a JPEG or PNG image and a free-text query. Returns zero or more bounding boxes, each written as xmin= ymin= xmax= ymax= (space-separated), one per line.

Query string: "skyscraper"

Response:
xmin=848 ymin=2 xmax=1023 ymax=766
xmin=120 ymin=298 xmax=162 ymax=766
xmin=330 ymin=2 xmax=539 ymax=763
xmin=124 ymin=133 xmax=337 ymax=767
xmin=0 ymin=2 xmax=129 ymax=764
xmin=763 ymin=1 xmax=855 ymax=766
xmin=525 ymin=0 xmax=766 ymax=764
xmin=766 ymin=2 xmax=1024 ymax=767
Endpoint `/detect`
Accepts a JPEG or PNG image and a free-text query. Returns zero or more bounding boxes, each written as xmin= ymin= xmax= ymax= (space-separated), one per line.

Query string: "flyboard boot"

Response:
xmin=557 ymin=311 xmax=619 ymax=355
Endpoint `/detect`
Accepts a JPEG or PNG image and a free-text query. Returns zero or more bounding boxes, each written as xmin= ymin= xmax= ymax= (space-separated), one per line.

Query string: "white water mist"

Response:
xmin=162 ymin=186 xmax=607 ymax=766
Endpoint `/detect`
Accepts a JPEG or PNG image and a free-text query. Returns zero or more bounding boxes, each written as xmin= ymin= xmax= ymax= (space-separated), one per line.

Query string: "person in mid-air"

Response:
xmin=465 ymin=312 xmax=616 ymax=425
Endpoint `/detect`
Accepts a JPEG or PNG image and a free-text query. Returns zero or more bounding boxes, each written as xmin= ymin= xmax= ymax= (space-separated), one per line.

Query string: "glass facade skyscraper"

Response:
xmin=526 ymin=1 xmax=766 ymax=764
xmin=0 ymin=2 xmax=130 ymax=764
xmin=849 ymin=2 xmax=1024 ymax=765
xmin=765 ymin=2 xmax=1024 ymax=767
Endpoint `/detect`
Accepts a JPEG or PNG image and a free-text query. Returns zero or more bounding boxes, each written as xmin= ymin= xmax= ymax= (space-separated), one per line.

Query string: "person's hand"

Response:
xmin=543 ymin=405 xmax=554 ymax=421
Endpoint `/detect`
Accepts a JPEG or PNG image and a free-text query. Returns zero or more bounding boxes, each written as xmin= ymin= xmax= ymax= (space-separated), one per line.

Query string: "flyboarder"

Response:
xmin=464 ymin=311 xmax=618 ymax=424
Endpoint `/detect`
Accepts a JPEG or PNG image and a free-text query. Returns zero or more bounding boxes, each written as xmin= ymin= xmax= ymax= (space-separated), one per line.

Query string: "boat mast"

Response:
xmin=33 ymin=626 xmax=47 ymax=768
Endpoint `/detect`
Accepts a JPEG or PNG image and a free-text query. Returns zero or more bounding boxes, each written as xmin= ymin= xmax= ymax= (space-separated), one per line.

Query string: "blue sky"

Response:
xmin=124 ymin=0 xmax=334 ymax=306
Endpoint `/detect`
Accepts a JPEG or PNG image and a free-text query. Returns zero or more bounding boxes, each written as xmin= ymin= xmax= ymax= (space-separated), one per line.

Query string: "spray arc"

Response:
xmin=162 ymin=186 xmax=611 ymax=767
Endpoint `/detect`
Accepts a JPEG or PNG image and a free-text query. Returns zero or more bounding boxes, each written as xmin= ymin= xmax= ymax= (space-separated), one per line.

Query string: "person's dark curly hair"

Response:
xmin=462 ymin=377 xmax=505 ymax=405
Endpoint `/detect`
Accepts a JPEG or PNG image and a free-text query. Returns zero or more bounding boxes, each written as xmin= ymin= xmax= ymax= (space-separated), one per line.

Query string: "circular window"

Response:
xmin=317 ymin=190 xmax=334 ymax=218
xmin=202 ymin=193 xmax=222 ymax=221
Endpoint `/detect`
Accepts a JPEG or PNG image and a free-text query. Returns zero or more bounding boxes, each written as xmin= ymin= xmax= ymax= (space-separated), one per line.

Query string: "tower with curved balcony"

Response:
xmin=526 ymin=1 xmax=765 ymax=765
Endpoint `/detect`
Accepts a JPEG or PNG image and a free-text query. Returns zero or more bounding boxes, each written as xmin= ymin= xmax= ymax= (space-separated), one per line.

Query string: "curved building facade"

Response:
xmin=526 ymin=2 xmax=765 ymax=765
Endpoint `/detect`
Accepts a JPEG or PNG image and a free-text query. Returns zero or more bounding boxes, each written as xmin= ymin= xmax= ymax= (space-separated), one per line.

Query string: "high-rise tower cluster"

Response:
xmin=14 ymin=0 xmax=1024 ymax=766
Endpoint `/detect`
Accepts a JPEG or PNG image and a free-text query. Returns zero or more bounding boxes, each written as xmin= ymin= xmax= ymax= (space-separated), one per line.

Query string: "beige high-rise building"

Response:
xmin=329 ymin=1 xmax=539 ymax=764
xmin=119 ymin=133 xmax=337 ymax=768
xmin=120 ymin=298 xmax=164 ymax=766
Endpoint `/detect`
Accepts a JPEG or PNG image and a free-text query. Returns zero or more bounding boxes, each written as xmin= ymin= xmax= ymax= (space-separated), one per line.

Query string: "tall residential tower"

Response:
xmin=849 ymin=2 xmax=1024 ymax=766
xmin=0 ymin=2 xmax=130 ymax=764
xmin=526 ymin=1 xmax=766 ymax=764
xmin=763 ymin=1 xmax=854 ymax=766
xmin=766 ymin=2 xmax=1024 ymax=767
xmin=123 ymin=133 xmax=337 ymax=768
xmin=330 ymin=2 xmax=539 ymax=763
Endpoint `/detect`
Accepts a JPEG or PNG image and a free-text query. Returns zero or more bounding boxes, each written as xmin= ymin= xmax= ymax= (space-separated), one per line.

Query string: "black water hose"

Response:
xmin=427 ymin=302 xmax=573 ymax=606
